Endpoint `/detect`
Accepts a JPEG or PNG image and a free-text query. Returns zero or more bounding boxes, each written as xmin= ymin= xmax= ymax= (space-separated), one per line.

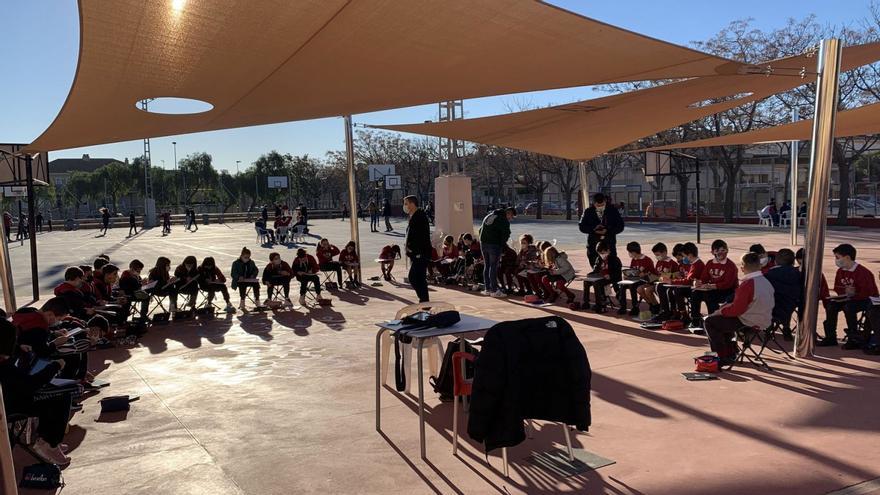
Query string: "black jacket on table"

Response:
xmin=405 ymin=208 xmax=432 ymax=260
xmin=578 ymin=205 xmax=624 ymax=246
xmin=467 ymin=316 xmax=591 ymax=452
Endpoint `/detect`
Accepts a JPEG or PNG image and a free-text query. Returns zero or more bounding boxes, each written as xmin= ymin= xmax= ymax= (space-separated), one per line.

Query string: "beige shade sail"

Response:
xmin=376 ymin=43 xmax=880 ymax=160
xmin=629 ymin=101 xmax=880 ymax=152
xmin=25 ymin=0 xmax=748 ymax=153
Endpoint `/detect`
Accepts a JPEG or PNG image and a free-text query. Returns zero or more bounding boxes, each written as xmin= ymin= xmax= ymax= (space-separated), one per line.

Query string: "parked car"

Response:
xmin=828 ymin=198 xmax=878 ymax=216
xmin=645 ymin=200 xmax=706 ymax=218
xmin=524 ymin=202 xmax=571 ymax=215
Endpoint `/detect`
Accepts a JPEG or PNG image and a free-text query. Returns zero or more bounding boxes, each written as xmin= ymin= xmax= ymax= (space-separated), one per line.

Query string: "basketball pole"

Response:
xmin=344 ymin=115 xmax=361 ymax=281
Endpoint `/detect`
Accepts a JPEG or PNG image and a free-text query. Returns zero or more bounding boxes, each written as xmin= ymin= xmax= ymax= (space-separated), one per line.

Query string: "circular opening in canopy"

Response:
xmin=687 ymin=92 xmax=754 ymax=109
xmin=136 ymin=97 xmax=213 ymax=115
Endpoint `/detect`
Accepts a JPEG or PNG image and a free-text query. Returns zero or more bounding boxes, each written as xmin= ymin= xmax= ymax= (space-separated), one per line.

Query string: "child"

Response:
xmin=231 ymin=247 xmax=261 ymax=310
xmin=763 ymin=248 xmax=802 ymax=340
xmin=619 ymin=241 xmax=656 ymax=316
xmin=119 ymin=259 xmax=146 ymax=318
xmin=148 ymin=256 xmax=179 ymax=313
xmin=437 ymin=235 xmax=460 ymax=279
xmin=499 ymin=244 xmax=520 ymax=293
xmin=703 ymin=253 xmax=775 ymax=367
xmin=638 ymin=242 xmax=678 ymax=316
xmin=198 ymin=257 xmax=236 ymax=312
xmin=818 ymin=243 xmax=878 ymax=348
xmin=582 ymin=241 xmax=622 ymax=313
xmin=53 ymin=266 xmax=94 ymax=320
xmin=527 ymin=240 xmax=553 ymax=297
xmin=292 ymin=248 xmax=323 ymax=306
xmin=749 ymin=244 xmax=776 ymax=274
xmin=541 ymin=246 xmax=576 ymax=304
xmin=12 ymin=297 xmax=71 ymax=359
xmin=515 ymin=234 xmax=540 ymax=295
xmin=656 ymin=242 xmax=704 ymax=324
xmin=339 ymin=241 xmax=361 ymax=286
xmin=316 ymin=238 xmax=343 ymax=286
xmin=690 ymin=239 xmax=738 ymax=328
xmin=262 ymin=252 xmax=293 ymax=305
xmin=174 ymin=256 xmax=200 ymax=311
xmin=378 ymin=244 xmax=401 ymax=281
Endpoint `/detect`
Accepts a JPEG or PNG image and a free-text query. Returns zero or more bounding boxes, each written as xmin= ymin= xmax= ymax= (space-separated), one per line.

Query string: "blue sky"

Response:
xmin=0 ymin=1 xmax=873 ymax=172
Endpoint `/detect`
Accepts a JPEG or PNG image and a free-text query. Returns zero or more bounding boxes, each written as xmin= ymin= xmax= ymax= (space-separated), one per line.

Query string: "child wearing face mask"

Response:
xmin=293 ymin=248 xmax=323 ymax=306
xmin=655 ymin=242 xmax=704 ymax=325
xmin=231 ymin=247 xmax=261 ymax=311
xmin=119 ymin=259 xmax=146 ymax=317
xmin=749 ymin=244 xmax=776 ymax=274
xmin=638 ymin=242 xmax=678 ymax=316
xmin=148 ymin=256 xmax=180 ymax=314
xmin=198 ymin=257 xmax=236 ymax=313
xmin=262 ymin=252 xmax=293 ymax=305
xmin=582 ymin=241 xmax=622 ymax=313
xmin=619 ymin=241 xmax=656 ymax=316
xmin=339 ymin=241 xmax=361 ymax=286
xmin=174 ymin=255 xmax=201 ymax=311
xmin=689 ymin=239 xmax=739 ymax=329
xmin=514 ymin=234 xmax=539 ymax=295
xmin=818 ymin=243 xmax=879 ymax=348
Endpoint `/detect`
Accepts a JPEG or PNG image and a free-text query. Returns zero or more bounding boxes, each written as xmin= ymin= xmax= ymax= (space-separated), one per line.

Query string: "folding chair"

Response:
xmin=239 ymin=284 xmax=268 ymax=311
xmin=320 ymin=270 xmax=340 ymax=291
xmin=146 ymin=291 xmax=172 ymax=324
xmin=764 ymin=320 xmax=794 ymax=359
xmin=195 ymin=286 xmax=225 ymax=318
xmin=292 ymin=225 xmax=307 ymax=244
xmin=728 ymin=325 xmax=771 ymax=370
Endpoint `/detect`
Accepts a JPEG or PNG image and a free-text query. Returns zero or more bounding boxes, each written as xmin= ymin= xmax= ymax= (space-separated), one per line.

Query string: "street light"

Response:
xmin=172 ymin=141 xmax=178 ymax=206
xmin=236 ymin=160 xmax=241 ymax=175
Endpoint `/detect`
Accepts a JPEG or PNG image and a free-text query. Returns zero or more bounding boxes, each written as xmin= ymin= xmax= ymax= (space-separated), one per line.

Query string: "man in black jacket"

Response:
xmin=404 ymin=195 xmax=431 ymax=302
xmin=578 ymin=193 xmax=624 ymax=268
xmin=383 ymin=198 xmax=393 ymax=232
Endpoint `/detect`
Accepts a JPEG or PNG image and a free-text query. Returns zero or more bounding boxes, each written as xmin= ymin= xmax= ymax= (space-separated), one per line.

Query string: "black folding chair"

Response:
xmin=764 ymin=320 xmax=794 ymax=359
xmin=728 ymin=325 xmax=771 ymax=371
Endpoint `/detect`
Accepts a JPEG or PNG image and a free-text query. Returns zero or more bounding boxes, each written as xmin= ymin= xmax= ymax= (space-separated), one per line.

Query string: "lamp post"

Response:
xmin=172 ymin=141 xmax=178 ymax=207
xmin=236 ymin=160 xmax=241 ymax=175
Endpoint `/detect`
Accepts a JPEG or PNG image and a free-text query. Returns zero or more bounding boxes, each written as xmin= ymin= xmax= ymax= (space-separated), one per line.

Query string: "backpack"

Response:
xmin=429 ymin=339 xmax=480 ymax=402
xmin=20 ymin=463 xmax=63 ymax=489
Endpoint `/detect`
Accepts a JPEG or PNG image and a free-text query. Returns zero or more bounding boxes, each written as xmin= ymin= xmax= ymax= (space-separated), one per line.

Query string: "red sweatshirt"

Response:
xmin=292 ymin=254 xmax=319 ymax=275
xmin=339 ymin=249 xmax=359 ymax=265
xmin=833 ymin=263 xmax=878 ymax=301
xmin=379 ymin=246 xmax=396 ymax=260
xmin=316 ymin=244 xmax=340 ymax=265
xmin=442 ymin=245 xmax=459 ymax=260
xmin=655 ymin=258 xmax=679 ymax=275
xmin=701 ymin=258 xmax=739 ymax=290
xmin=629 ymin=255 xmax=656 ymax=275
xmin=671 ymin=259 xmax=704 ymax=286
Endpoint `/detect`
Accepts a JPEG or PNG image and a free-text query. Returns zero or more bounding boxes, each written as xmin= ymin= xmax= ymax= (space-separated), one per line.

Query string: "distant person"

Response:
xmin=797 ymin=201 xmax=808 ymax=218
xmin=383 ymin=198 xmax=393 ymax=232
xmin=579 ymin=193 xmax=624 ymax=268
xmin=261 ymin=205 xmax=269 ymax=222
xmin=47 ymin=212 xmax=53 ymax=232
xmin=3 ymin=211 xmax=12 ymax=240
xmin=404 ymin=196 xmax=431 ymax=302
xmin=36 ymin=211 xmax=43 ymax=232
xmin=298 ymin=203 xmax=309 ymax=233
xmin=274 ymin=203 xmax=282 ymax=218
xmin=162 ymin=211 xmax=171 ymax=235
xmin=341 ymin=203 xmax=349 ymax=221
xmin=16 ymin=215 xmax=27 ymax=241
xmin=100 ymin=207 xmax=110 ymax=235
xmin=779 ymin=200 xmax=791 ymax=217
xmin=760 ymin=199 xmax=779 ymax=227
xmin=128 ymin=210 xmax=138 ymax=237
xmin=368 ymin=201 xmax=379 ymax=232
xmin=189 ymin=208 xmax=199 ymax=232
xmin=425 ymin=201 xmax=434 ymax=225
xmin=478 ymin=206 xmax=516 ymax=297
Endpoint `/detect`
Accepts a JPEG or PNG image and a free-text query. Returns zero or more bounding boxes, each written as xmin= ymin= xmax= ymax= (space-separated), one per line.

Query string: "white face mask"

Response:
xmin=759 ymin=257 xmax=769 ymax=267
xmin=596 ymin=207 xmax=605 ymax=215
xmin=835 ymin=258 xmax=846 ymax=268
xmin=655 ymin=255 xmax=667 ymax=261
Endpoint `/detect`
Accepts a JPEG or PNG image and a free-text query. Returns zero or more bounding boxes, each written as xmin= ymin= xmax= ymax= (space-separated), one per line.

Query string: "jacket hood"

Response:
xmin=54 ymin=282 xmax=81 ymax=296
xmin=13 ymin=309 xmax=48 ymax=331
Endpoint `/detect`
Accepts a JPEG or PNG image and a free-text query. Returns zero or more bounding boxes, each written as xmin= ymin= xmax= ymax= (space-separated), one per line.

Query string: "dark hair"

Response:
xmin=505 ymin=206 xmax=517 ymax=217
xmin=404 ymin=195 xmax=419 ymax=207
xmin=0 ymin=319 xmax=16 ymax=357
xmin=78 ymin=265 xmax=92 ymax=274
xmin=102 ymin=264 xmax=119 ymax=276
xmin=742 ymin=252 xmax=762 ymax=270
xmin=182 ymin=255 xmax=197 ymax=266
xmin=269 ymin=252 xmax=280 ymax=261
xmin=240 ymin=247 xmax=251 ymax=257
xmin=296 ymin=248 xmax=307 ymax=257
xmin=592 ymin=193 xmax=606 ymax=204
xmin=129 ymin=259 xmax=144 ymax=270
xmin=40 ymin=296 xmax=70 ymax=317
xmin=64 ymin=266 xmax=85 ymax=281
xmin=344 ymin=241 xmax=356 ymax=250
xmin=596 ymin=241 xmax=612 ymax=253
xmin=98 ymin=254 xmax=110 ymax=262
xmin=651 ymin=242 xmax=668 ymax=254
xmin=391 ymin=245 xmax=401 ymax=257
xmin=671 ymin=243 xmax=684 ymax=257
xmin=87 ymin=315 xmax=109 ymax=333
xmin=775 ymin=248 xmax=795 ymax=266
xmin=795 ymin=248 xmax=805 ymax=261
xmin=201 ymin=257 xmax=216 ymax=269
xmin=710 ymin=239 xmax=728 ymax=251
xmin=626 ymin=241 xmax=641 ymax=254
xmin=832 ymin=243 xmax=857 ymax=260
xmin=520 ymin=233 xmax=534 ymax=244
xmin=462 ymin=233 xmax=474 ymax=242
xmin=681 ymin=242 xmax=699 ymax=257
xmin=749 ymin=244 xmax=766 ymax=255
xmin=94 ymin=257 xmax=109 ymax=271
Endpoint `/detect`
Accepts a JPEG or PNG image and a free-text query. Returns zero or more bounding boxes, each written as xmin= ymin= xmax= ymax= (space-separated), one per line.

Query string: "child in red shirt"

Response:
xmin=378 ymin=245 xmax=401 ymax=281
xmin=818 ymin=243 xmax=879 ymax=348
xmin=618 ymin=241 xmax=656 ymax=316
xmin=656 ymin=242 xmax=704 ymax=324
xmin=338 ymin=241 xmax=361 ymax=286
xmin=690 ymin=239 xmax=738 ymax=327
xmin=639 ymin=242 xmax=677 ymax=316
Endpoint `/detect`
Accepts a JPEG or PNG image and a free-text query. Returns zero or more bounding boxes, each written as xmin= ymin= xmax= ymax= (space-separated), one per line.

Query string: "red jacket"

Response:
xmin=339 ymin=249 xmax=359 ymax=265
xmin=701 ymin=258 xmax=739 ymax=290
xmin=292 ymin=254 xmax=319 ymax=275
xmin=442 ymin=244 xmax=459 ymax=260
xmin=820 ymin=274 xmax=830 ymax=301
xmin=93 ymin=277 xmax=112 ymax=301
xmin=833 ymin=263 xmax=878 ymax=301
xmin=379 ymin=246 xmax=397 ymax=260
xmin=671 ymin=259 xmax=704 ymax=286
xmin=629 ymin=256 xmax=656 ymax=275
xmin=655 ymin=258 xmax=679 ymax=275
xmin=316 ymin=244 xmax=340 ymax=265
xmin=262 ymin=261 xmax=293 ymax=283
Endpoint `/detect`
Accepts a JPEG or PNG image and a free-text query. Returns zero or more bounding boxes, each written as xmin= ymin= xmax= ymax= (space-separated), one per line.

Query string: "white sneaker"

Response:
xmin=169 ymin=301 xmax=177 ymax=313
xmin=32 ymin=438 xmax=70 ymax=466
xmin=224 ymin=303 xmax=236 ymax=313
xmin=299 ymin=295 xmax=307 ymax=306
xmin=491 ymin=289 xmax=507 ymax=298
xmin=480 ymin=290 xmax=491 ymax=296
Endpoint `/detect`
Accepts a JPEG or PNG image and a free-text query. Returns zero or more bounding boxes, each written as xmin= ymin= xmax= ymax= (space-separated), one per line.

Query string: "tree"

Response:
xmin=96 ymin=161 xmax=134 ymax=213
xmin=514 ymin=150 xmax=552 ymax=219
xmin=178 ymin=152 xmax=219 ymax=205
xmin=546 ymin=156 xmax=580 ymax=220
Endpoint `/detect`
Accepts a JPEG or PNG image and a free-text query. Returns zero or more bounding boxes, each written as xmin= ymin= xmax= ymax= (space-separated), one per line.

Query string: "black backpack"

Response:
xmin=429 ymin=339 xmax=480 ymax=402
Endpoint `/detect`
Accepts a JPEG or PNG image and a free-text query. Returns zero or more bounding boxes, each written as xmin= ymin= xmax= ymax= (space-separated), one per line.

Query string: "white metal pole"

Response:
xmin=344 ymin=116 xmax=361 ymax=279
xmin=799 ymin=39 xmax=842 ymax=358
xmin=790 ymin=108 xmax=799 ymax=245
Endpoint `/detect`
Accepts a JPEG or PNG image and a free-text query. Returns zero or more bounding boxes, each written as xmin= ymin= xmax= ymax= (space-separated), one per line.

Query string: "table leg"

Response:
xmin=376 ymin=328 xmax=389 ymax=432
xmin=417 ymin=337 xmax=427 ymax=460
xmin=459 ymin=337 xmax=468 ymax=412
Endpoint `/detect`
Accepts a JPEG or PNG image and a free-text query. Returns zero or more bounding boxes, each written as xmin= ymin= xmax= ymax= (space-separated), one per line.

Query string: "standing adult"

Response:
xmin=298 ymin=203 xmax=309 ymax=233
xmin=341 ymin=203 xmax=349 ymax=221
xmin=128 ymin=210 xmax=138 ymax=237
xmin=189 ymin=208 xmax=199 ymax=232
xmin=578 ymin=193 xmax=624 ymax=269
xmin=368 ymin=201 xmax=379 ymax=232
xmin=100 ymin=207 xmax=110 ymax=235
xmin=479 ymin=206 xmax=516 ymax=297
xmin=36 ymin=211 xmax=43 ymax=233
xmin=425 ymin=201 xmax=434 ymax=225
xmin=383 ymin=198 xmax=393 ymax=232
xmin=404 ymin=195 xmax=431 ymax=302
xmin=2 ymin=211 xmax=10 ymax=241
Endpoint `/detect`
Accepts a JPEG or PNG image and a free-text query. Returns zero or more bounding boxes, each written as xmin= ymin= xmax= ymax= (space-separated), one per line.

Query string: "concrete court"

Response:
xmin=6 ymin=219 xmax=880 ymax=495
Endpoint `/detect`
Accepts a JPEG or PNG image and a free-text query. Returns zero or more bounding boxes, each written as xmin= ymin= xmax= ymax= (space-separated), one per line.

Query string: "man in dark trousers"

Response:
xmin=128 ymin=210 xmax=138 ymax=237
xmin=404 ymin=195 xmax=431 ymax=302
xmin=578 ymin=193 xmax=624 ymax=268
xmin=36 ymin=211 xmax=43 ymax=232
xmin=383 ymin=198 xmax=393 ymax=232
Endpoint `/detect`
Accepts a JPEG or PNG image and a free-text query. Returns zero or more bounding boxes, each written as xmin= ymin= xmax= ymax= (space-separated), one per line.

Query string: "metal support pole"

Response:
xmin=344 ymin=116 xmax=361 ymax=280
xmin=800 ymin=39 xmax=842 ymax=358
xmin=791 ymin=108 xmax=799 ymax=245
xmin=578 ymin=161 xmax=589 ymax=210
xmin=25 ymin=155 xmax=39 ymax=302
xmin=695 ymin=159 xmax=701 ymax=244
xmin=0 ymin=219 xmax=16 ymax=313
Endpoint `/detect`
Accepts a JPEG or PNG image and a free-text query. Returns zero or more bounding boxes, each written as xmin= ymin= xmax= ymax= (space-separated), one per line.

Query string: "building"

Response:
xmin=48 ymin=154 xmax=124 ymax=189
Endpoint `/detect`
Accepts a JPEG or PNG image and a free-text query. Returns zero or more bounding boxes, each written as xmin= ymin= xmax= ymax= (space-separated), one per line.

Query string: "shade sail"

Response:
xmin=26 ymin=0 xmax=746 ymax=152
xmin=376 ymin=42 xmax=880 ymax=160
xmin=629 ymin=102 xmax=880 ymax=152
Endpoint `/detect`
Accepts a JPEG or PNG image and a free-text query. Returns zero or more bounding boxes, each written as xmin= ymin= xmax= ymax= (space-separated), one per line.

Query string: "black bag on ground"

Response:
xmin=20 ymin=463 xmax=63 ymax=489
xmin=429 ymin=339 xmax=480 ymax=402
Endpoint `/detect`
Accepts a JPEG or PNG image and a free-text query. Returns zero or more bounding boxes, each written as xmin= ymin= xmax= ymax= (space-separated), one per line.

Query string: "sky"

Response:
xmin=0 ymin=0 xmax=874 ymax=172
